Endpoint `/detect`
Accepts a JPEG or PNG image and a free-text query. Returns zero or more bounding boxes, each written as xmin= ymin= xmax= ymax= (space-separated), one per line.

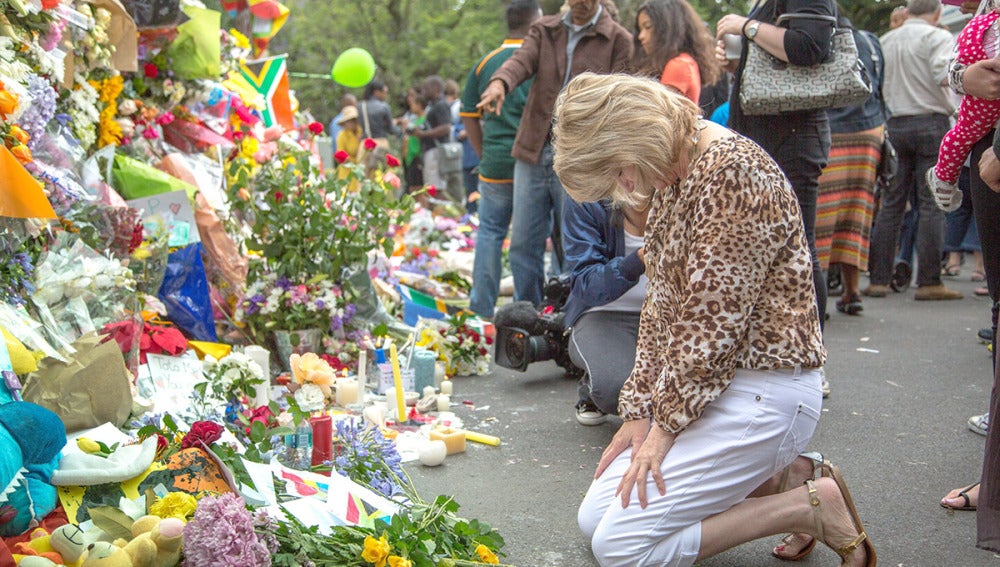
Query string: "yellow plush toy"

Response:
xmin=78 ymin=516 xmax=183 ymax=567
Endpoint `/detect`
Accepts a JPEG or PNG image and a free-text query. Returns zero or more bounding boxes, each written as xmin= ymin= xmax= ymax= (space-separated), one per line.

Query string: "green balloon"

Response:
xmin=331 ymin=48 xmax=376 ymax=88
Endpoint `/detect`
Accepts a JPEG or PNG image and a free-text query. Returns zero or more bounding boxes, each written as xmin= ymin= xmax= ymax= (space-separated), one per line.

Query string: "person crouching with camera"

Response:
xmin=563 ymin=196 xmax=649 ymax=426
xmin=554 ymin=73 xmax=875 ymax=567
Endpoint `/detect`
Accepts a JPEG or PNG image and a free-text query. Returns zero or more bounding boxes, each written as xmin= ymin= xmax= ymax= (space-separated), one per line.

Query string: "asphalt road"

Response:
xmin=406 ymin=273 xmax=1000 ymax=566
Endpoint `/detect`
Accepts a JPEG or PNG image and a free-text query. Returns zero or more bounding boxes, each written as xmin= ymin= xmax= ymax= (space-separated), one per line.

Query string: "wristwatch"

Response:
xmin=744 ymin=20 xmax=761 ymax=41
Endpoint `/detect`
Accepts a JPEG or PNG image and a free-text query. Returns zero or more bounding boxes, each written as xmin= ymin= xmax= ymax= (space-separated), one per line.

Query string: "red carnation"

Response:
xmin=426 ymin=185 xmax=437 ymax=197
xmin=334 ymin=149 xmax=350 ymax=163
xmin=143 ymin=63 xmax=159 ymax=78
xmin=385 ymin=154 xmax=401 ymax=167
xmin=274 ymin=191 xmax=284 ymax=201
xmin=181 ymin=421 xmax=224 ymax=449
xmin=308 ymin=121 xmax=323 ymax=135
xmin=363 ymin=138 xmax=377 ymax=150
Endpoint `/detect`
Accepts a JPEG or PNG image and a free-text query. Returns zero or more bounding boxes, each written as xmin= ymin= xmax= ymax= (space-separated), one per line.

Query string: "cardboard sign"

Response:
xmin=144 ymin=353 xmax=203 ymax=413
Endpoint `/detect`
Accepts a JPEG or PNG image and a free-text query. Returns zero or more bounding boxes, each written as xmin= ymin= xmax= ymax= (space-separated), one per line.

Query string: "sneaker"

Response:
xmin=978 ymin=327 xmax=993 ymax=344
xmin=576 ymin=403 xmax=608 ymax=426
xmin=914 ymin=284 xmax=963 ymax=300
xmin=890 ymin=262 xmax=912 ymax=292
xmin=861 ymin=284 xmax=890 ymax=298
xmin=927 ymin=166 xmax=963 ymax=212
xmin=968 ymin=412 xmax=989 ymax=436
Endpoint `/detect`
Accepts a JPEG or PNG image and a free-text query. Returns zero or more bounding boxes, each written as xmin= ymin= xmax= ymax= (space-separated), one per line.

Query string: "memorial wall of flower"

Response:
xmin=0 ymin=0 xmax=500 ymax=564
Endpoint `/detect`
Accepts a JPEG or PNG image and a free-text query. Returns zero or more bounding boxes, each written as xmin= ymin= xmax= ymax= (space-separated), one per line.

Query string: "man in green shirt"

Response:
xmin=460 ymin=0 xmax=540 ymax=317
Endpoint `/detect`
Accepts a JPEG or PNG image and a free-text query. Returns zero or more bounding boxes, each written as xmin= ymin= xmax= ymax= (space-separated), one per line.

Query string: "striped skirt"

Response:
xmin=815 ymin=126 xmax=883 ymax=271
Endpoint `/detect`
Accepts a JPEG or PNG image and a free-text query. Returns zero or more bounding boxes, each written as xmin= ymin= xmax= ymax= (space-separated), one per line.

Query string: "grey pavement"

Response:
xmin=406 ymin=273 xmax=1000 ymax=566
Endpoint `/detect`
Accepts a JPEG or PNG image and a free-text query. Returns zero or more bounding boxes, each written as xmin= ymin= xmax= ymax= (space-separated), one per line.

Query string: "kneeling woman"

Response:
xmin=552 ymin=73 xmax=876 ymax=567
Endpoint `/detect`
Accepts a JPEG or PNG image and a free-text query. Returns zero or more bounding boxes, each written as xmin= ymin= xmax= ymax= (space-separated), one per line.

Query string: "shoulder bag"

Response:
xmin=739 ymin=12 xmax=872 ymax=116
xmin=360 ymin=101 xmax=391 ymax=149
xmin=434 ymin=138 xmax=464 ymax=175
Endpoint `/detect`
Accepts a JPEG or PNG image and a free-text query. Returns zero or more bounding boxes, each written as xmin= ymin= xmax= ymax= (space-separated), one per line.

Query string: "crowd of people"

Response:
xmin=328 ymin=0 xmax=1000 ymax=563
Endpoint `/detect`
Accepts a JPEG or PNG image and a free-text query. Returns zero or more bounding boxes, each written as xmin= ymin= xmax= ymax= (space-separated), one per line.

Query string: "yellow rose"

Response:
xmin=77 ymin=438 xmax=101 ymax=454
xmin=387 ymin=556 xmax=412 ymax=567
xmin=289 ymin=352 xmax=336 ymax=397
xmin=149 ymin=491 xmax=198 ymax=520
xmin=361 ymin=535 xmax=390 ymax=567
xmin=475 ymin=544 xmax=499 ymax=564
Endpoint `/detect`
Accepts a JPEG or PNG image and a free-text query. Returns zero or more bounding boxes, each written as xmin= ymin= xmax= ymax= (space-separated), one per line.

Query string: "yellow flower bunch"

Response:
xmin=475 ymin=544 xmax=500 ymax=564
xmin=362 ymin=535 xmax=390 ymax=567
xmin=149 ymin=491 xmax=198 ymax=521
xmin=89 ymin=75 xmax=124 ymax=148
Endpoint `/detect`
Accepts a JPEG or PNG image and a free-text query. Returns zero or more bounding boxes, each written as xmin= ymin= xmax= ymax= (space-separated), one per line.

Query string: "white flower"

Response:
xmin=293 ymin=383 xmax=326 ymax=412
xmin=276 ymin=411 xmax=293 ymax=427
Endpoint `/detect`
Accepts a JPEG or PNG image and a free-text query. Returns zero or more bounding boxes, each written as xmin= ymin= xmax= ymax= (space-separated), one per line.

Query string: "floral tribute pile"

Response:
xmin=0 ymin=0 xmax=501 ymax=565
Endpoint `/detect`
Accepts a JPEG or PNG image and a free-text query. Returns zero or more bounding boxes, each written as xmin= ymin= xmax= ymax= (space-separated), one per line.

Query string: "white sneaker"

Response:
xmin=968 ymin=412 xmax=989 ymax=436
xmin=576 ymin=403 xmax=608 ymax=426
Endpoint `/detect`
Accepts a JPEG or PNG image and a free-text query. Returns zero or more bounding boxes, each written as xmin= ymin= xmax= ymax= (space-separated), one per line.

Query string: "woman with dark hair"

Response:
xmin=631 ymin=0 xmax=721 ymax=103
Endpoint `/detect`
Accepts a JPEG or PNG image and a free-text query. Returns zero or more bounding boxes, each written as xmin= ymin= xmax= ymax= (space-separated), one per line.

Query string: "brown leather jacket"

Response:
xmin=490 ymin=10 xmax=633 ymax=164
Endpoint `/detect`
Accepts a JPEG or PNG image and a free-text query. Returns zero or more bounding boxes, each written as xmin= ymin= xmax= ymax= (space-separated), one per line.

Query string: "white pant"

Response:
xmin=579 ymin=367 xmax=823 ymax=567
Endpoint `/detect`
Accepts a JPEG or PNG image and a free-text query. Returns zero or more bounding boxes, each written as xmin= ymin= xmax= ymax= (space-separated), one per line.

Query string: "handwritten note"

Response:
xmin=127 ymin=190 xmax=200 ymax=247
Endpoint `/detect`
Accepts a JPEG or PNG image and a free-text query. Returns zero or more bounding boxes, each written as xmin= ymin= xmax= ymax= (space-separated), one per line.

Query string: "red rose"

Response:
xmin=274 ymin=191 xmax=284 ymax=201
xmin=363 ymin=138 xmax=377 ymax=150
xmin=411 ymin=247 xmax=421 ymax=257
xmin=181 ymin=421 xmax=224 ymax=449
xmin=334 ymin=149 xmax=350 ymax=163
xmin=308 ymin=121 xmax=323 ymax=135
xmin=143 ymin=63 xmax=158 ymax=79
xmin=385 ymin=154 xmax=401 ymax=167
xmin=426 ymin=185 xmax=437 ymax=197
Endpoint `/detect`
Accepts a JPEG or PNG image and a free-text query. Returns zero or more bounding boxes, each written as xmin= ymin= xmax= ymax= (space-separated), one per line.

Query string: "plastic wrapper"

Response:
xmin=29 ymin=233 xmax=139 ymax=350
xmin=129 ymin=226 xmax=170 ymax=297
xmin=62 ymin=199 xmax=142 ymax=260
xmin=157 ymin=242 xmax=218 ymax=342
xmin=27 ymin=121 xmax=91 ymax=216
xmin=165 ymin=6 xmax=221 ymax=80
xmin=111 ymin=154 xmax=198 ymax=200
xmin=344 ymin=267 xmax=412 ymax=340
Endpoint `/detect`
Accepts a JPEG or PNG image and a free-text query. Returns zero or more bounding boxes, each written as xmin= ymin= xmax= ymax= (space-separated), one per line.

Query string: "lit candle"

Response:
xmin=437 ymin=394 xmax=450 ymax=412
xmin=389 ymin=344 xmax=406 ymax=422
xmin=440 ymin=380 xmax=453 ymax=396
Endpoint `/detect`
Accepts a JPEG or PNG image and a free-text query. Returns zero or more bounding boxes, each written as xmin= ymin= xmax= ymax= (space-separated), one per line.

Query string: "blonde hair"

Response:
xmin=552 ymin=72 xmax=701 ymax=207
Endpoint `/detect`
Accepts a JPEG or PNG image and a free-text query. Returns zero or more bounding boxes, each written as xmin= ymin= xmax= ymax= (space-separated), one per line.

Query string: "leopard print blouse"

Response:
xmin=618 ymin=136 xmax=827 ymax=433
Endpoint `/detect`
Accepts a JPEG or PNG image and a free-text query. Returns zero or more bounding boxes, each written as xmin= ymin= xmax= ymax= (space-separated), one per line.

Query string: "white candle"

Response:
xmin=422 ymin=385 xmax=436 ymax=398
xmin=440 ymin=380 xmax=453 ymax=396
xmin=244 ymin=345 xmax=271 ymax=407
xmin=385 ymin=387 xmax=397 ymax=419
xmin=434 ymin=362 xmax=446 ymax=388
xmin=337 ymin=380 xmax=359 ymax=406
xmin=357 ymin=350 xmax=367 ymax=403
xmin=437 ymin=394 xmax=450 ymax=412
xmin=363 ymin=404 xmax=385 ymax=427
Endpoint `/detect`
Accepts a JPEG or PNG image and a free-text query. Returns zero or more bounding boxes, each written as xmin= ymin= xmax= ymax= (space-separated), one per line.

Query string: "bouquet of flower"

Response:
xmin=288 ymin=352 xmax=336 ymax=412
xmin=332 ymin=418 xmax=406 ymax=498
xmin=236 ymin=273 xmax=357 ymax=342
xmin=198 ymin=351 xmax=266 ymax=407
xmin=416 ymin=312 xmax=493 ymax=376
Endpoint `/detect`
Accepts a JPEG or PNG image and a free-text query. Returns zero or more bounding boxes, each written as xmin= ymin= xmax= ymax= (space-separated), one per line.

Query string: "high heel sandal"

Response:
xmin=806 ymin=467 xmax=877 ymax=566
xmin=772 ymin=452 xmax=833 ymax=561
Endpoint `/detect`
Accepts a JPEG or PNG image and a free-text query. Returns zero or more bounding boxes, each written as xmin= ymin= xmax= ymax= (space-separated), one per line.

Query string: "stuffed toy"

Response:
xmin=12 ymin=523 xmax=91 ymax=567
xmin=0 ymin=403 xmax=66 ymax=536
xmin=77 ymin=516 xmax=182 ymax=567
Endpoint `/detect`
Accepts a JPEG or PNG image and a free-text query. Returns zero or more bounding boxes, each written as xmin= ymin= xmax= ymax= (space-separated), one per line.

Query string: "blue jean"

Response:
xmin=944 ymin=167 xmax=981 ymax=253
xmin=469 ymin=180 xmax=513 ymax=317
xmin=869 ymin=114 xmax=950 ymax=288
xmin=510 ymin=142 xmax=565 ymax=306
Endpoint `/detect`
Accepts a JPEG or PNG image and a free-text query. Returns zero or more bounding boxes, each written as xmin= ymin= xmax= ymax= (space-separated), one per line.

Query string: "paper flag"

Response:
xmin=239 ymin=55 xmax=294 ymax=130
xmin=248 ymin=0 xmax=288 ymax=56
xmin=0 ymin=146 xmax=55 ymax=219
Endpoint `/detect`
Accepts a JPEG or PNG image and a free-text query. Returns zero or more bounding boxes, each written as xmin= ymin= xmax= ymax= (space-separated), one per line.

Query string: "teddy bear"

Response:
xmin=78 ymin=515 xmax=182 ymax=567
xmin=0 ymin=402 xmax=66 ymax=537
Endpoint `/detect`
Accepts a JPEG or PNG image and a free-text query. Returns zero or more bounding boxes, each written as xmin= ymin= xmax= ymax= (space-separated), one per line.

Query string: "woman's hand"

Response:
xmin=715 ymin=14 xmax=749 ymax=40
xmin=595 ymin=419 xmax=650 ymax=479
xmin=963 ymin=59 xmax=1000 ymax=100
xmin=980 ymin=147 xmax=1000 ymax=192
xmin=616 ymin=425 xmax=676 ymax=509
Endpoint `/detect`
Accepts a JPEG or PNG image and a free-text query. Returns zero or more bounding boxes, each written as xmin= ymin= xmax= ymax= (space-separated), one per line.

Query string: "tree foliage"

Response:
xmin=277 ymin=0 xmax=903 ymax=125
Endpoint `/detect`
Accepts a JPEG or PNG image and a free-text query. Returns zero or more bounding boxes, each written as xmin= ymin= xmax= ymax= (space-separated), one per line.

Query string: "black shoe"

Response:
xmin=827 ymin=265 xmax=843 ymax=295
xmin=835 ymin=293 xmax=863 ymax=315
xmin=890 ymin=261 xmax=912 ymax=292
xmin=978 ymin=327 xmax=994 ymax=344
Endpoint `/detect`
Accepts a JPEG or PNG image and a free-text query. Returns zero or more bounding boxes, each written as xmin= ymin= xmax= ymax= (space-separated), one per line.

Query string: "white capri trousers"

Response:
xmin=578 ymin=367 xmax=823 ymax=567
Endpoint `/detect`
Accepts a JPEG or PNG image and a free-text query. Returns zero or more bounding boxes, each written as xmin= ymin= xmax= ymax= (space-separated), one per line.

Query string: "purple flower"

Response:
xmin=23 ymin=75 xmax=57 ymax=151
xmin=329 ymin=315 xmax=343 ymax=332
xmin=183 ymin=493 xmax=271 ymax=567
xmin=275 ymin=275 xmax=292 ymax=290
xmin=314 ymin=299 xmax=325 ymax=310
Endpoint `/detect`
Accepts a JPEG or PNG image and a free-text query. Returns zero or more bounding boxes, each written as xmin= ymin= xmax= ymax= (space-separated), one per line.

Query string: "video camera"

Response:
xmin=493 ymin=275 xmax=582 ymax=378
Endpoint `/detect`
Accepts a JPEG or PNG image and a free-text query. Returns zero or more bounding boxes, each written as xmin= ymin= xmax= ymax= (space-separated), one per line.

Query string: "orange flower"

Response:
xmin=10 ymin=144 xmax=32 ymax=163
xmin=8 ymin=125 xmax=29 ymax=145
xmin=0 ymin=86 xmax=18 ymax=119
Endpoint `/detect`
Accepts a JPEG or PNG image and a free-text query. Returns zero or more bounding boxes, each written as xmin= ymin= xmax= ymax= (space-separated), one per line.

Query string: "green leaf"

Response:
xmin=88 ymin=506 xmax=135 ymax=541
xmin=163 ymin=413 xmax=177 ymax=432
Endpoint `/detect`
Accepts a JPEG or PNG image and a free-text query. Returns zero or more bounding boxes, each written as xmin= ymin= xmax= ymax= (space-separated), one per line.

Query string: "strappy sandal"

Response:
xmin=806 ymin=468 xmax=877 ymax=567
xmin=940 ymin=481 xmax=979 ymax=511
xmin=772 ymin=452 xmax=833 ymax=561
